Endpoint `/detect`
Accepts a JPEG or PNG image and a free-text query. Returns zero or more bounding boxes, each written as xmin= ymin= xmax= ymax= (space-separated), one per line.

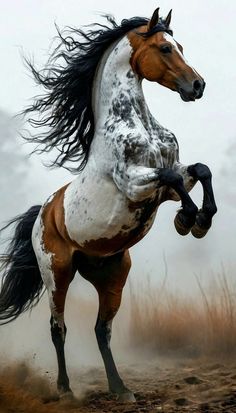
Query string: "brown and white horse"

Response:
xmin=0 ymin=9 xmax=217 ymax=402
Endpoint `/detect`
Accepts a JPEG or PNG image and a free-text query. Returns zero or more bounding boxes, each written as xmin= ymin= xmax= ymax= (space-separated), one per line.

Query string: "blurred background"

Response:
xmin=0 ymin=0 xmax=236 ymax=372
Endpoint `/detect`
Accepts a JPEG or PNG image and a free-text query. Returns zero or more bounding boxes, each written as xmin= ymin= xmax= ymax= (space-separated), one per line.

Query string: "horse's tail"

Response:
xmin=0 ymin=205 xmax=44 ymax=325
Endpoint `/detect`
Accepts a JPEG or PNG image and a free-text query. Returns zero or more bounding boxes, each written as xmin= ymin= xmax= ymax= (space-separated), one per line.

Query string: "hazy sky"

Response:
xmin=1 ymin=0 xmax=236 ymax=290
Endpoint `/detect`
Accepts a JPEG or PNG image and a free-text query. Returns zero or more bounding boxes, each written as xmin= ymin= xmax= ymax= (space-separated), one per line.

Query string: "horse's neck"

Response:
xmin=92 ymin=36 xmax=158 ymax=132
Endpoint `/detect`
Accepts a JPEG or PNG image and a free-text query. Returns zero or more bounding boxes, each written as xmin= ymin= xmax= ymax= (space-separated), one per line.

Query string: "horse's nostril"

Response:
xmin=193 ymin=79 xmax=202 ymax=91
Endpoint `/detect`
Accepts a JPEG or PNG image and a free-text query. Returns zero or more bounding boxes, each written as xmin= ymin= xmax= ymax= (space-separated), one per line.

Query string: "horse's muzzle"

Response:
xmin=178 ymin=79 xmax=206 ymax=102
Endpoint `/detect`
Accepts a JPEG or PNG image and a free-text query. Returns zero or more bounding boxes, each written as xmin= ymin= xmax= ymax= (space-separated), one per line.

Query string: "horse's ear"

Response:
xmin=164 ymin=9 xmax=172 ymax=27
xmin=147 ymin=7 xmax=160 ymax=32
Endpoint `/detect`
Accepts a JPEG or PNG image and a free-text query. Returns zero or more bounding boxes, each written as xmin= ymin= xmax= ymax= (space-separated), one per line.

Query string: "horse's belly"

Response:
xmin=64 ymin=176 xmax=156 ymax=255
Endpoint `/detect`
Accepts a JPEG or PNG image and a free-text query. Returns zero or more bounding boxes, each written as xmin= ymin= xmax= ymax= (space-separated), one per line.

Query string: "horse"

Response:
xmin=0 ymin=8 xmax=217 ymax=403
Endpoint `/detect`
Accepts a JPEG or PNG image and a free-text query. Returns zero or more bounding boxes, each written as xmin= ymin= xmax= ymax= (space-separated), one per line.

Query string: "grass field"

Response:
xmin=129 ymin=270 xmax=236 ymax=358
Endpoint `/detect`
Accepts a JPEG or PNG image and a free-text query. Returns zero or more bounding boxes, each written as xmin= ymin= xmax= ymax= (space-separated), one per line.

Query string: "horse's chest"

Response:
xmin=150 ymin=129 xmax=179 ymax=168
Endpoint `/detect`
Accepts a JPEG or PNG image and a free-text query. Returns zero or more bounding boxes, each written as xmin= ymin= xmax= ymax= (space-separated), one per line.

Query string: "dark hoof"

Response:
xmin=58 ymin=389 xmax=74 ymax=400
xmin=59 ymin=392 xmax=80 ymax=408
xmin=191 ymin=224 xmax=209 ymax=238
xmin=191 ymin=211 xmax=212 ymax=239
xmin=174 ymin=211 xmax=192 ymax=236
xmin=115 ymin=391 xmax=136 ymax=403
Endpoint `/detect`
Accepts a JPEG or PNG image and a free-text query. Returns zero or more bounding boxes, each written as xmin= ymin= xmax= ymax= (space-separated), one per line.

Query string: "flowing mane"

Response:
xmin=23 ymin=15 xmax=172 ymax=172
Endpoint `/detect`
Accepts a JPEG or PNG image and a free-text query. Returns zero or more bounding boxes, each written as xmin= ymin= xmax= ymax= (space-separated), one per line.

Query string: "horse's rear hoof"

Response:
xmin=116 ymin=391 xmax=136 ymax=403
xmin=59 ymin=390 xmax=80 ymax=407
xmin=174 ymin=212 xmax=191 ymax=236
xmin=191 ymin=211 xmax=212 ymax=239
xmin=59 ymin=389 xmax=74 ymax=400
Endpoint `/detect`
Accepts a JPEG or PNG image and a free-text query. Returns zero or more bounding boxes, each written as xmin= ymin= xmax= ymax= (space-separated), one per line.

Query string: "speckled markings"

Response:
xmin=63 ymin=36 xmax=194 ymax=251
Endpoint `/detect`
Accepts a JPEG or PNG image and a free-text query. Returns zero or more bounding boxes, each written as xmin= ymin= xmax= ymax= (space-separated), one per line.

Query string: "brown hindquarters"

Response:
xmin=75 ymin=250 xmax=131 ymax=320
xmin=40 ymin=184 xmax=77 ymax=315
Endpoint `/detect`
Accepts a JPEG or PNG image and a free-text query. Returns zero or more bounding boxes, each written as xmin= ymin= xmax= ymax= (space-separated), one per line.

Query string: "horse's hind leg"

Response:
xmin=49 ymin=257 xmax=75 ymax=397
xmin=78 ymin=250 xmax=135 ymax=402
xmin=32 ymin=221 xmax=75 ymax=397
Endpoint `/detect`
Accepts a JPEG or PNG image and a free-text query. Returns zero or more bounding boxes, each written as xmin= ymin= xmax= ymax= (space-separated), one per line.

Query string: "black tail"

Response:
xmin=0 ymin=205 xmax=44 ymax=325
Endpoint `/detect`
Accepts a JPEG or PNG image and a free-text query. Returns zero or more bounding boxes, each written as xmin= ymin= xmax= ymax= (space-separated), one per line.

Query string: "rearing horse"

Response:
xmin=0 ymin=9 xmax=217 ymax=402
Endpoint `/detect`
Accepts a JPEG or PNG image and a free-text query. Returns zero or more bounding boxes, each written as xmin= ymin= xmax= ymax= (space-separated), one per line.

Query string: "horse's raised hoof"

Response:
xmin=174 ymin=211 xmax=192 ymax=236
xmin=191 ymin=211 xmax=212 ymax=239
xmin=115 ymin=391 xmax=136 ymax=403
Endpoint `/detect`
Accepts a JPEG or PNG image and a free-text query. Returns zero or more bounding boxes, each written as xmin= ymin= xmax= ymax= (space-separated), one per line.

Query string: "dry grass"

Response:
xmin=129 ymin=269 xmax=236 ymax=358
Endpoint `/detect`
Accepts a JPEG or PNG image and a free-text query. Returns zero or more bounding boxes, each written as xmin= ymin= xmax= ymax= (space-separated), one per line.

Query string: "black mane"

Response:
xmin=23 ymin=15 xmax=172 ymax=173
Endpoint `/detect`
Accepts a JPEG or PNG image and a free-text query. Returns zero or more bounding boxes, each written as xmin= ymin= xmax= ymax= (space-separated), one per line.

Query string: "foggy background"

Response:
xmin=0 ymin=0 xmax=235 ymax=372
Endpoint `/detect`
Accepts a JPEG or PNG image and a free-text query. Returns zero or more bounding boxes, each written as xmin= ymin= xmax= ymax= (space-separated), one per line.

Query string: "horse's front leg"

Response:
xmin=173 ymin=162 xmax=217 ymax=238
xmin=187 ymin=163 xmax=217 ymax=238
xmin=113 ymin=163 xmax=199 ymax=235
xmin=157 ymin=168 xmax=198 ymax=235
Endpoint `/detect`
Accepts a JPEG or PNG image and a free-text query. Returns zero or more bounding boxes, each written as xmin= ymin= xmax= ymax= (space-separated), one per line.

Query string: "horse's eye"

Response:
xmin=160 ymin=45 xmax=172 ymax=54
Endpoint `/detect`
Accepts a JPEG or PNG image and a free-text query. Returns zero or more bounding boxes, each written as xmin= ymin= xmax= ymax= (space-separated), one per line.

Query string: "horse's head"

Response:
xmin=129 ymin=8 xmax=205 ymax=102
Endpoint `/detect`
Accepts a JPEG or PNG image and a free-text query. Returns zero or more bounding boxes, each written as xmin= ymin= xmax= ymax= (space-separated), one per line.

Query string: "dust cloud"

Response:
xmin=1 ymin=275 xmax=236 ymax=412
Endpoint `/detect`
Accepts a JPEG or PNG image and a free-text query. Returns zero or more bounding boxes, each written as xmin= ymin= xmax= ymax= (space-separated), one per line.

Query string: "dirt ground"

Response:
xmin=1 ymin=358 xmax=236 ymax=413
xmin=1 ymin=275 xmax=236 ymax=413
